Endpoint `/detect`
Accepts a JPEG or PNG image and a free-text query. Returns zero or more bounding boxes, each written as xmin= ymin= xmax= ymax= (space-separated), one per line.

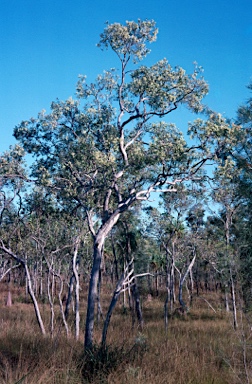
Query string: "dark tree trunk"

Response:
xmin=84 ymin=240 xmax=103 ymax=350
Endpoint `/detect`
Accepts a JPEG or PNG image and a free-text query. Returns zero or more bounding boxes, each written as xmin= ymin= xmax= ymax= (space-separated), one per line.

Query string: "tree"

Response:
xmin=234 ymin=83 xmax=252 ymax=311
xmin=13 ymin=20 xmax=237 ymax=350
xmin=0 ymin=147 xmax=47 ymax=335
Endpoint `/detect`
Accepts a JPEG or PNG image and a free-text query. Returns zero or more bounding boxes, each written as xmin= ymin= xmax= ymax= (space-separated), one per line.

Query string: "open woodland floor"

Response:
xmin=0 ymin=282 xmax=252 ymax=384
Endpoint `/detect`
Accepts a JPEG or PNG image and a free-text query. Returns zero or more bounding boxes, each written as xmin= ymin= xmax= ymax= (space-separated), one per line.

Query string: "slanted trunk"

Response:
xmin=25 ymin=264 xmax=46 ymax=335
xmin=178 ymin=249 xmax=196 ymax=312
xmin=101 ymin=261 xmax=134 ymax=347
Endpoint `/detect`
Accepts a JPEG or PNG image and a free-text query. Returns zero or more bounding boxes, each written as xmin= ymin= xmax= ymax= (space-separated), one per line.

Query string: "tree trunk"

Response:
xmin=47 ymin=271 xmax=54 ymax=337
xmin=57 ymin=275 xmax=69 ymax=337
xmin=225 ymin=286 xmax=230 ymax=312
xmin=25 ymin=264 xmax=46 ymax=335
xmin=102 ymin=274 xmax=126 ymax=347
xmin=84 ymin=211 xmax=121 ymax=350
xmin=65 ymin=274 xmax=74 ymax=320
xmin=73 ymin=238 xmax=80 ymax=340
xmin=164 ymin=248 xmax=170 ymax=333
xmin=0 ymin=244 xmax=46 ymax=335
xmin=230 ymin=267 xmax=238 ymax=330
xmin=178 ymin=249 xmax=196 ymax=312
xmin=132 ymin=282 xmax=143 ymax=330
xmin=84 ymin=239 xmax=103 ymax=350
xmin=97 ymin=269 xmax=104 ymax=323
xmin=6 ymin=290 xmax=12 ymax=307
xmin=111 ymin=232 xmax=119 ymax=282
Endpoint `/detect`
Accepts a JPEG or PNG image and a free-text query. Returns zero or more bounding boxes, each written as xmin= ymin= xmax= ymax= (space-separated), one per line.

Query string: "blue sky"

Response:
xmin=0 ymin=0 xmax=252 ymax=154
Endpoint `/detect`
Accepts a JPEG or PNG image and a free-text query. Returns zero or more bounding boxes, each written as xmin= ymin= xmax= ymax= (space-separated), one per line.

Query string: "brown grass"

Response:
xmin=0 ymin=283 xmax=252 ymax=383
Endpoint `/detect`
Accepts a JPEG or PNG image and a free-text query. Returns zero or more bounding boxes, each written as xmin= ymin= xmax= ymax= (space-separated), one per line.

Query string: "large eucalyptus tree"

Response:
xmin=13 ymin=20 xmax=238 ymax=349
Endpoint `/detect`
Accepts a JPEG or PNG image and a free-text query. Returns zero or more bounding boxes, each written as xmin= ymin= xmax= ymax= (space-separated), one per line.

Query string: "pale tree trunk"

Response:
xmin=189 ymin=266 xmax=194 ymax=305
xmin=155 ymin=271 xmax=159 ymax=296
xmin=0 ymin=243 xmax=46 ymax=336
xmin=225 ymin=287 xmax=230 ymax=312
xmin=132 ymin=281 xmax=143 ymax=330
xmin=39 ymin=259 xmax=43 ymax=297
xmin=225 ymin=209 xmax=238 ymax=326
xmin=24 ymin=263 xmax=46 ymax=335
xmin=178 ymin=248 xmax=196 ymax=312
xmin=6 ymin=273 xmax=12 ymax=307
xmin=230 ymin=267 xmax=238 ymax=330
xmin=6 ymin=291 xmax=12 ymax=307
xmin=170 ymin=257 xmax=176 ymax=309
xmin=57 ymin=274 xmax=69 ymax=337
xmin=47 ymin=270 xmax=55 ymax=337
xmin=164 ymin=248 xmax=170 ymax=333
xmin=73 ymin=237 xmax=80 ymax=340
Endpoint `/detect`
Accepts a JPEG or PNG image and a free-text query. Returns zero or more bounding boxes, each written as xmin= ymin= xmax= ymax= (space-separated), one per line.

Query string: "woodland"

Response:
xmin=0 ymin=20 xmax=252 ymax=383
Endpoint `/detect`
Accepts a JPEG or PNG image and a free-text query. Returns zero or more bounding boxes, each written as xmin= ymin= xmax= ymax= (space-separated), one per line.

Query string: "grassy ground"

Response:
xmin=0 ymin=283 xmax=252 ymax=383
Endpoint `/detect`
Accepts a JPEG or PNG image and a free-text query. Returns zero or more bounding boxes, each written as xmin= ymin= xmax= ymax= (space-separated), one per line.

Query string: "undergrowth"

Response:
xmin=1 ymin=284 xmax=252 ymax=383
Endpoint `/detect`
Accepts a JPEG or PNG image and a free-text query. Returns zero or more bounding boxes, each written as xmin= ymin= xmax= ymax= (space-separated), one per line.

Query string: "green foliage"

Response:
xmin=13 ymin=18 xmax=217 ymax=225
xmin=97 ymin=19 xmax=158 ymax=63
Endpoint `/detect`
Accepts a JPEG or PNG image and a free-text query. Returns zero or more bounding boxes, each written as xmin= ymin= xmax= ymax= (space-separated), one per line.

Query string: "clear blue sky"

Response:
xmin=1 ymin=0 xmax=252 ymax=154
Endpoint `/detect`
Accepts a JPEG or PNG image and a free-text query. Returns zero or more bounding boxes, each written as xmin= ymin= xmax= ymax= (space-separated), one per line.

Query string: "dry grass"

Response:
xmin=1 ymin=283 xmax=252 ymax=383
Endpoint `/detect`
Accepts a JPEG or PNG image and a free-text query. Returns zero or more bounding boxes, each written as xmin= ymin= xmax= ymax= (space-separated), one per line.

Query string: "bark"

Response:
xmin=170 ymin=260 xmax=176 ymax=309
xmin=225 ymin=287 xmax=230 ymax=312
xmin=57 ymin=274 xmax=69 ymax=337
xmin=97 ymin=269 xmax=104 ymax=323
xmin=6 ymin=290 xmax=12 ymax=307
xmin=25 ymin=263 xmax=46 ymax=335
xmin=164 ymin=248 xmax=170 ymax=333
xmin=47 ymin=271 xmax=55 ymax=337
xmin=65 ymin=274 xmax=74 ymax=320
xmin=72 ymin=238 xmax=80 ymax=340
xmin=178 ymin=249 xmax=196 ymax=311
xmin=84 ymin=240 xmax=103 ymax=350
xmin=84 ymin=211 xmax=120 ymax=350
xmin=110 ymin=232 xmax=119 ymax=282
xmin=230 ymin=267 xmax=238 ymax=330
xmin=132 ymin=282 xmax=143 ymax=330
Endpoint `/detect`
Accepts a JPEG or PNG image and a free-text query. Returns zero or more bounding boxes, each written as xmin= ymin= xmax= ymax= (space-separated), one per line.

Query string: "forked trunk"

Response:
xmin=178 ymin=249 xmax=196 ymax=312
xmin=84 ymin=211 xmax=120 ymax=350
